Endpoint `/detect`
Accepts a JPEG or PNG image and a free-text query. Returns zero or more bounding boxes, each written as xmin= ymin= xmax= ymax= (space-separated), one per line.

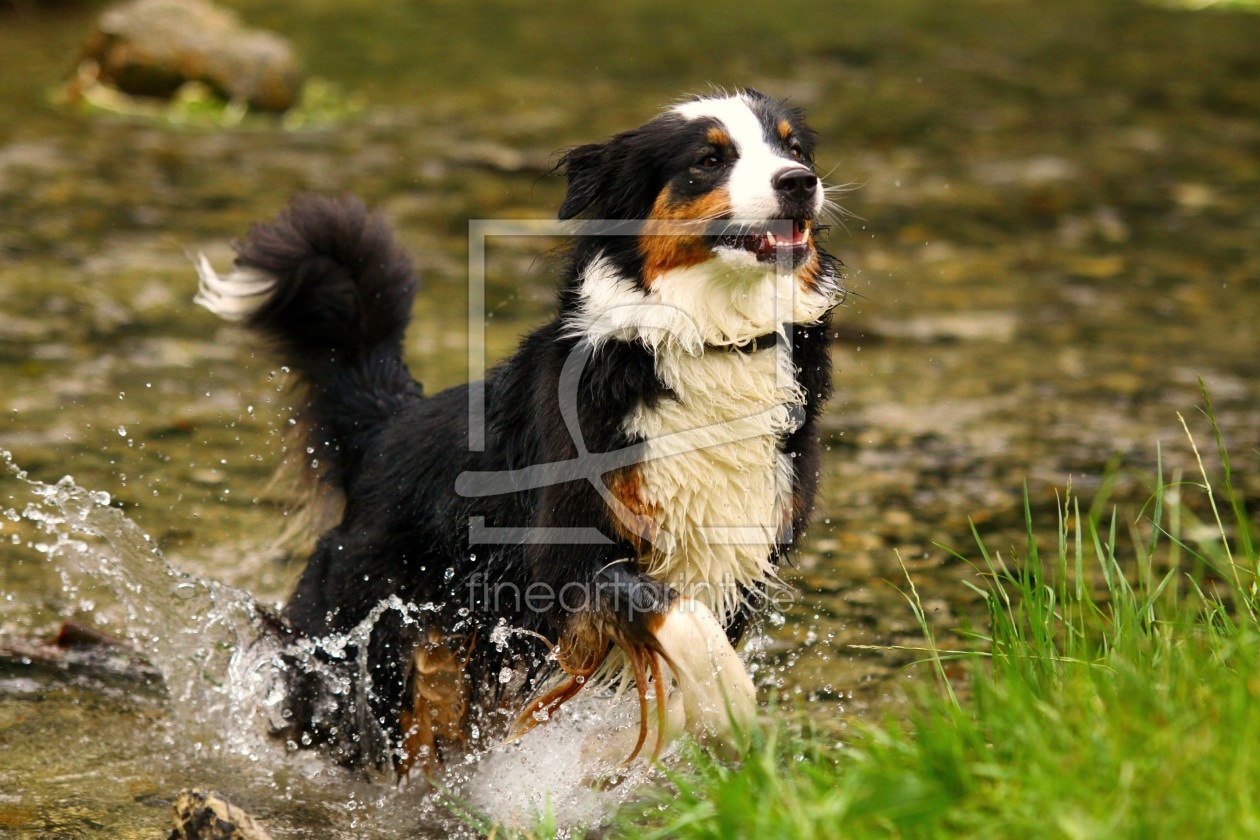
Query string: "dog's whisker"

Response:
xmin=817 ymin=162 xmax=845 ymax=182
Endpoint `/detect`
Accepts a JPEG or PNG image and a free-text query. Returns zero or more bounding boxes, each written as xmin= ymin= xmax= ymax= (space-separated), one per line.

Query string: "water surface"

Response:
xmin=1 ymin=0 xmax=1259 ymax=835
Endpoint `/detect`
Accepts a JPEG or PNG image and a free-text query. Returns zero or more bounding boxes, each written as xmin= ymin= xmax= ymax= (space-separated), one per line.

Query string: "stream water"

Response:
xmin=1 ymin=0 xmax=1258 ymax=836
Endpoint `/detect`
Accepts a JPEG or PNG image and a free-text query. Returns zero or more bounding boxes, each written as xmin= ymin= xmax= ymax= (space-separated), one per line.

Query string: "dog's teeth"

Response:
xmin=766 ymin=232 xmax=777 ymax=246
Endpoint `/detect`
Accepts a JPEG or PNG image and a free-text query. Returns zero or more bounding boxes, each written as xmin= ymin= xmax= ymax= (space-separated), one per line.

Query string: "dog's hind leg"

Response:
xmin=397 ymin=628 xmax=470 ymax=778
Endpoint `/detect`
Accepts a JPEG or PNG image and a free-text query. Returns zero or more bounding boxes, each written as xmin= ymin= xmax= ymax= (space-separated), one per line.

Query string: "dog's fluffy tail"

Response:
xmin=195 ymin=194 xmax=420 ymax=495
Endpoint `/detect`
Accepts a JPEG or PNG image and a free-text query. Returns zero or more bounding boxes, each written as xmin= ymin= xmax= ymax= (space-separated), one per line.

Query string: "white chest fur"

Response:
xmin=623 ymin=342 xmax=801 ymax=621
xmin=567 ymin=254 xmax=838 ymax=621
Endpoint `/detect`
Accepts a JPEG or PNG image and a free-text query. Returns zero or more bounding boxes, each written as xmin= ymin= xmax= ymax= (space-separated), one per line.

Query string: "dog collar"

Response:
xmin=705 ymin=331 xmax=780 ymax=354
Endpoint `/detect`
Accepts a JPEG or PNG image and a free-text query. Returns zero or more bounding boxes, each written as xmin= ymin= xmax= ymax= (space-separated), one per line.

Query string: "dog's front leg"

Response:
xmin=514 ymin=561 xmax=757 ymax=765
xmin=646 ymin=592 xmax=759 ymax=760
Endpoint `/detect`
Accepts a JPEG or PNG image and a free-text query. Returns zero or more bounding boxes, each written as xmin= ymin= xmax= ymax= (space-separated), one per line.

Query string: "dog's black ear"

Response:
xmin=557 ymin=143 xmax=610 ymax=220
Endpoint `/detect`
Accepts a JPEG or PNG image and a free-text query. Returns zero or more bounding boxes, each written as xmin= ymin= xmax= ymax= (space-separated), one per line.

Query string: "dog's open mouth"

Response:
xmin=715 ymin=218 xmax=813 ymax=264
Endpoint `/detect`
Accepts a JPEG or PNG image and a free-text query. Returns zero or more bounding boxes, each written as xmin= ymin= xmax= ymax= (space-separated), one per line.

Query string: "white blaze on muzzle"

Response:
xmin=673 ymin=94 xmax=823 ymax=222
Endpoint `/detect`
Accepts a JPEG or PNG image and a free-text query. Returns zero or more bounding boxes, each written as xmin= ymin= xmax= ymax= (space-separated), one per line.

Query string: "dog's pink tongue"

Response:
xmin=757 ymin=227 xmax=807 ymax=258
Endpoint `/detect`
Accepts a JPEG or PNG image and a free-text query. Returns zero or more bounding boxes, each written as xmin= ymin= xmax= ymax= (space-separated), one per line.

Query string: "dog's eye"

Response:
xmin=788 ymin=145 xmax=805 ymax=162
xmin=697 ymin=154 xmax=722 ymax=169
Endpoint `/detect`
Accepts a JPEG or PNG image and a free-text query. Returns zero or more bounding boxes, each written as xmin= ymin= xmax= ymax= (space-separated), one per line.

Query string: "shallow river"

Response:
xmin=1 ymin=0 xmax=1258 ymax=836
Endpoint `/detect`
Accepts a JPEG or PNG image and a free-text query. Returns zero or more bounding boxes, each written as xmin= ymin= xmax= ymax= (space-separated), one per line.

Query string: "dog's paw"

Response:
xmin=510 ymin=590 xmax=757 ymax=771
xmin=651 ymin=597 xmax=757 ymax=757
xmin=575 ymin=597 xmax=757 ymax=773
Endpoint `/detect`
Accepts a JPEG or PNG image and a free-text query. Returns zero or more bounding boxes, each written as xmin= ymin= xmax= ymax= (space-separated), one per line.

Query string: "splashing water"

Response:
xmin=5 ymin=451 xmax=275 ymax=745
xmin=0 ymin=451 xmax=665 ymax=835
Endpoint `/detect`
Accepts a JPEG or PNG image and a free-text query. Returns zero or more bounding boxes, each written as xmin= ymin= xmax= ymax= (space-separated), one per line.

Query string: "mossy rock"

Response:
xmin=82 ymin=0 xmax=302 ymax=112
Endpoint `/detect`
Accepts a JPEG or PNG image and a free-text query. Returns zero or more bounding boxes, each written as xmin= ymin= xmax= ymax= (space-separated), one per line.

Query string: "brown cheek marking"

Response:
xmin=796 ymin=252 xmax=821 ymax=293
xmin=607 ymin=466 xmax=660 ymax=554
xmin=778 ymin=120 xmax=793 ymax=140
xmin=794 ymin=233 xmax=822 ymax=292
xmin=639 ymin=186 xmax=732 ymax=285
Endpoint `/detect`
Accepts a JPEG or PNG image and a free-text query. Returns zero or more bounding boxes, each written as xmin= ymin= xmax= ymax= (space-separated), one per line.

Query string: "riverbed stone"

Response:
xmin=81 ymin=0 xmax=303 ymax=112
xmin=169 ymin=789 xmax=274 ymax=840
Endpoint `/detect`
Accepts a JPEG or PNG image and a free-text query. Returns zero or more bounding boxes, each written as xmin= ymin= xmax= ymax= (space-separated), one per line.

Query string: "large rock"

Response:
xmin=82 ymin=0 xmax=303 ymax=112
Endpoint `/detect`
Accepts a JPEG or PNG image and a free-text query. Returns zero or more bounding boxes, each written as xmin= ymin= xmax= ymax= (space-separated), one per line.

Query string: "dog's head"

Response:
xmin=558 ymin=89 xmax=830 ymax=292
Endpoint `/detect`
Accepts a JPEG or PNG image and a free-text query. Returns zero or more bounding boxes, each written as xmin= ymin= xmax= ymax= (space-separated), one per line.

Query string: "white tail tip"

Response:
xmin=193 ymin=253 xmax=275 ymax=323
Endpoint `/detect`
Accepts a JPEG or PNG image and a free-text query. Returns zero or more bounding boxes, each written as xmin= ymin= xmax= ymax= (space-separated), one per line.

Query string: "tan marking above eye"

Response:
xmin=706 ymin=127 xmax=732 ymax=147
xmin=777 ymin=120 xmax=793 ymax=140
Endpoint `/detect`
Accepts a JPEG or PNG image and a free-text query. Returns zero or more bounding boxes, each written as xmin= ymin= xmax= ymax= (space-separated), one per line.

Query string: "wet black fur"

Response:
xmin=232 ymin=91 xmax=839 ymax=768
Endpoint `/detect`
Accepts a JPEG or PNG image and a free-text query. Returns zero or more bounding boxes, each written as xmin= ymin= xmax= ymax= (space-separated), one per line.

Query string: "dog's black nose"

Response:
xmin=772 ymin=168 xmax=818 ymax=202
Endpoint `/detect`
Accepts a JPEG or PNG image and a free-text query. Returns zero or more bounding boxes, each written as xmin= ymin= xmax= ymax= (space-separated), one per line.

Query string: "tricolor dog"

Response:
xmin=196 ymin=88 xmax=844 ymax=775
